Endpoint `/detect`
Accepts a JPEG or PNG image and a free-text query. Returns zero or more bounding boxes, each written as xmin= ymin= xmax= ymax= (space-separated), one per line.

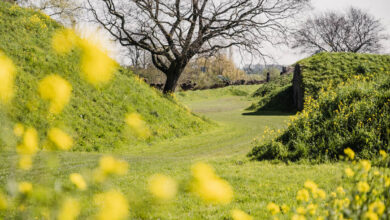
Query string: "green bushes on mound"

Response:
xmin=252 ymin=74 xmax=292 ymax=97
xmin=249 ymin=72 xmax=390 ymax=162
xmin=0 ymin=2 xmax=209 ymax=152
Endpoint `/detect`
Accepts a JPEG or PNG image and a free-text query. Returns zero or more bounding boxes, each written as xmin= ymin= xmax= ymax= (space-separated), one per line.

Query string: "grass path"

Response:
xmin=0 ymin=87 xmax=343 ymax=219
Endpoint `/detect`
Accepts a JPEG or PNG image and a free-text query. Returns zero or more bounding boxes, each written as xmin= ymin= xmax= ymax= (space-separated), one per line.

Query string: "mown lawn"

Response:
xmin=0 ymin=86 xmax=343 ymax=219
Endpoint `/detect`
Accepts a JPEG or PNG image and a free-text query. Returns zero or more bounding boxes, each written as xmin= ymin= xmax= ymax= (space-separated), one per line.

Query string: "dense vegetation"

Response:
xmin=0 ymin=2 xmax=209 ymax=152
xmin=249 ymin=53 xmax=390 ymax=162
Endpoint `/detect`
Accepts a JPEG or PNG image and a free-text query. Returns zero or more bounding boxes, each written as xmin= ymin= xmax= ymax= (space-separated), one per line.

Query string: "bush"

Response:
xmin=249 ymin=72 xmax=390 ymax=162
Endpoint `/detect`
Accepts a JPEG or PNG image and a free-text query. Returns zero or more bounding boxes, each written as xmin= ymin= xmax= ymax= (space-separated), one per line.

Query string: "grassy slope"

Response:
xmin=0 ymin=2 xmax=209 ymax=152
xmin=1 ymin=86 xmax=343 ymax=219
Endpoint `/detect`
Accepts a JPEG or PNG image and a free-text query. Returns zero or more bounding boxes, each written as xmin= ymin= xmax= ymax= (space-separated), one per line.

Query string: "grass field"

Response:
xmin=0 ymin=87 xmax=343 ymax=219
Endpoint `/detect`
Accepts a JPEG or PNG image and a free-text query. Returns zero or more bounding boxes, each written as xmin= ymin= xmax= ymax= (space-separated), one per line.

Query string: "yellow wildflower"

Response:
xmin=38 ymin=75 xmax=72 ymax=114
xmin=336 ymin=186 xmax=345 ymax=196
xmin=344 ymin=148 xmax=355 ymax=160
xmin=0 ymin=52 xmax=16 ymax=103
xmin=357 ymin=182 xmax=370 ymax=193
xmin=125 ymin=113 xmax=150 ymax=139
xmin=58 ymin=197 xmax=80 ymax=220
xmin=360 ymin=160 xmax=371 ymax=172
xmin=369 ymin=201 xmax=385 ymax=216
xmin=17 ymin=127 xmax=39 ymax=155
xmin=0 ymin=193 xmax=7 ymax=210
xmin=79 ymin=38 xmax=118 ymax=85
xmin=379 ymin=150 xmax=387 ymax=158
xmin=296 ymin=189 xmax=310 ymax=202
xmin=345 ymin=167 xmax=355 ymax=177
xmin=18 ymin=155 xmax=33 ymax=170
xmin=231 ymin=209 xmax=253 ymax=220
xmin=69 ymin=173 xmax=87 ymax=190
xmin=48 ymin=128 xmax=73 ymax=150
xmin=281 ymin=204 xmax=290 ymax=213
xmin=297 ymin=206 xmax=306 ymax=215
xmin=292 ymin=214 xmax=306 ymax=220
xmin=94 ymin=190 xmax=129 ymax=220
xmin=52 ymin=29 xmax=78 ymax=54
xmin=307 ymin=203 xmax=317 ymax=215
xmin=191 ymin=162 xmax=233 ymax=205
xmin=99 ymin=156 xmax=128 ymax=176
xmin=316 ymin=189 xmax=326 ymax=199
xmin=18 ymin=182 xmax=32 ymax=194
xmin=304 ymin=180 xmax=318 ymax=192
xmin=13 ymin=123 xmax=24 ymax=137
xmin=364 ymin=211 xmax=378 ymax=220
xmin=266 ymin=202 xmax=280 ymax=215
xmin=148 ymin=174 xmax=177 ymax=201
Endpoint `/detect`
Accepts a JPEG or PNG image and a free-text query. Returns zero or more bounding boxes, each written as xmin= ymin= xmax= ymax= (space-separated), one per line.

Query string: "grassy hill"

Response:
xmin=0 ymin=2 xmax=210 ymax=152
xmin=249 ymin=53 xmax=390 ymax=162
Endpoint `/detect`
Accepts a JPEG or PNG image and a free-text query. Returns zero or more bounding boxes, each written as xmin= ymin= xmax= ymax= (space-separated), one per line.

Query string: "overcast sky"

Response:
xmin=262 ymin=0 xmax=390 ymax=66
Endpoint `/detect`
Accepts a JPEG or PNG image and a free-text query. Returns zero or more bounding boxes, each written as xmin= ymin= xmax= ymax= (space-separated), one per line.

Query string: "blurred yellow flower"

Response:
xmin=148 ymin=174 xmax=177 ymax=201
xmin=94 ymin=190 xmax=129 ymax=220
xmin=296 ymin=189 xmax=309 ymax=202
xmin=304 ymin=180 xmax=318 ymax=192
xmin=13 ymin=123 xmax=24 ymax=137
xmin=297 ymin=206 xmax=306 ymax=215
xmin=360 ymin=160 xmax=371 ymax=172
xmin=379 ymin=150 xmax=387 ymax=158
xmin=336 ymin=186 xmax=345 ymax=196
xmin=0 ymin=193 xmax=7 ymax=210
xmin=99 ymin=156 xmax=128 ymax=176
xmin=70 ymin=173 xmax=87 ymax=190
xmin=344 ymin=148 xmax=355 ymax=160
xmin=79 ymin=38 xmax=118 ymax=85
xmin=0 ymin=52 xmax=16 ymax=103
xmin=345 ymin=167 xmax=355 ymax=177
xmin=18 ymin=182 xmax=32 ymax=194
xmin=191 ymin=162 xmax=233 ymax=205
xmin=58 ymin=197 xmax=80 ymax=220
xmin=292 ymin=214 xmax=306 ymax=220
xmin=52 ymin=29 xmax=78 ymax=54
xmin=266 ymin=202 xmax=280 ymax=215
xmin=17 ymin=127 xmax=39 ymax=155
xmin=231 ymin=209 xmax=253 ymax=220
xmin=281 ymin=204 xmax=290 ymax=213
xmin=307 ymin=203 xmax=317 ymax=215
xmin=48 ymin=128 xmax=73 ymax=150
xmin=125 ymin=113 xmax=150 ymax=139
xmin=18 ymin=155 xmax=32 ymax=170
xmin=369 ymin=201 xmax=385 ymax=216
xmin=364 ymin=211 xmax=378 ymax=220
xmin=357 ymin=182 xmax=370 ymax=193
xmin=38 ymin=75 xmax=72 ymax=114
xmin=315 ymin=189 xmax=326 ymax=199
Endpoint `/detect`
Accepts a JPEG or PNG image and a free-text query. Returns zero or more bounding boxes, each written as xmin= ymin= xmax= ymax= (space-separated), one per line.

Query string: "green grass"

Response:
xmin=0 ymin=1 xmax=209 ymax=152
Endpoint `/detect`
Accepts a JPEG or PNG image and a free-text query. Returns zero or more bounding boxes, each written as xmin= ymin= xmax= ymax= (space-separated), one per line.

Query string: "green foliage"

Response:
xmin=249 ymin=72 xmax=390 ymax=162
xmin=0 ymin=1 xmax=209 ymax=152
xmin=252 ymin=73 xmax=292 ymax=98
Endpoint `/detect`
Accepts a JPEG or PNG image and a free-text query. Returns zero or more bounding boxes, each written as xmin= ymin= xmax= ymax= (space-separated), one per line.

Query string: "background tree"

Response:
xmin=292 ymin=7 xmax=388 ymax=54
xmin=88 ymin=0 xmax=309 ymax=93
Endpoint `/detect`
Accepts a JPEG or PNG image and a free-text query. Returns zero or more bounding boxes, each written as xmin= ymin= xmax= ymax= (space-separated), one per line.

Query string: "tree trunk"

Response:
xmin=163 ymin=67 xmax=183 ymax=94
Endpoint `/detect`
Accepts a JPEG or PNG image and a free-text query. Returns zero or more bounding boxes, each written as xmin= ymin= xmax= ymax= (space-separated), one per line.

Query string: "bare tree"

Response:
xmin=87 ymin=0 xmax=308 ymax=93
xmin=293 ymin=7 xmax=388 ymax=54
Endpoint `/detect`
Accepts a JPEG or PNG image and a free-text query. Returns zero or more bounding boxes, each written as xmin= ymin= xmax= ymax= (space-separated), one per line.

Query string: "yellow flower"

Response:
xmin=48 ymin=128 xmax=73 ymax=150
xmin=148 ymin=174 xmax=177 ymax=201
xmin=369 ymin=201 xmax=385 ymax=216
xmin=58 ymin=197 xmax=80 ymax=220
xmin=360 ymin=160 xmax=371 ymax=172
xmin=345 ymin=167 xmax=355 ymax=177
xmin=17 ymin=127 xmax=39 ymax=155
xmin=266 ymin=202 xmax=280 ymax=215
xmin=336 ymin=186 xmax=345 ymax=196
xmin=315 ymin=189 xmax=326 ymax=199
xmin=52 ymin=29 xmax=78 ymax=54
xmin=94 ymin=190 xmax=129 ymax=220
xmin=0 ymin=193 xmax=7 ymax=210
xmin=99 ymin=156 xmax=128 ymax=176
xmin=296 ymin=189 xmax=310 ymax=202
xmin=307 ymin=203 xmax=317 ymax=215
xmin=79 ymin=38 xmax=118 ymax=85
xmin=13 ymin=123 xmax=24 ymax=137
xmin=379 ymin=150 xmax=387 ymax=158
xmin=38 ymin=75 xmax=72 ymax=114
xmin=292 ymin=214 xmax=306 ymax=220
xmin=364 ymin=211 xmax=378 ymax=220
xmin=191 ymin=162 xmax=233 ymax=205
xmin=304 ymin=180 xmax=318 ymax=192
xmin=125 ymin=113 xmax=150 ymax=139
xmin=281 ymin=204 xmax=290 ymax=213
xmin=0 ymin=51 xmax=16 ymax=103
xmin=70 ymin=173 xmax=87 ymax=190
xmin=18 ymin=155 xmax=33 ymax=170
xmin=18 ymin=182 xmax=32 ymax=194
xmin=231 ymin=209 xmax=253 ymax=220
xmin=344 ymin=148 xmax=355 ymax=160
xmin=357 ymin=182 xmax=370 ymax=193
xmin=297 ymin=206 xmax=306 ymax=215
